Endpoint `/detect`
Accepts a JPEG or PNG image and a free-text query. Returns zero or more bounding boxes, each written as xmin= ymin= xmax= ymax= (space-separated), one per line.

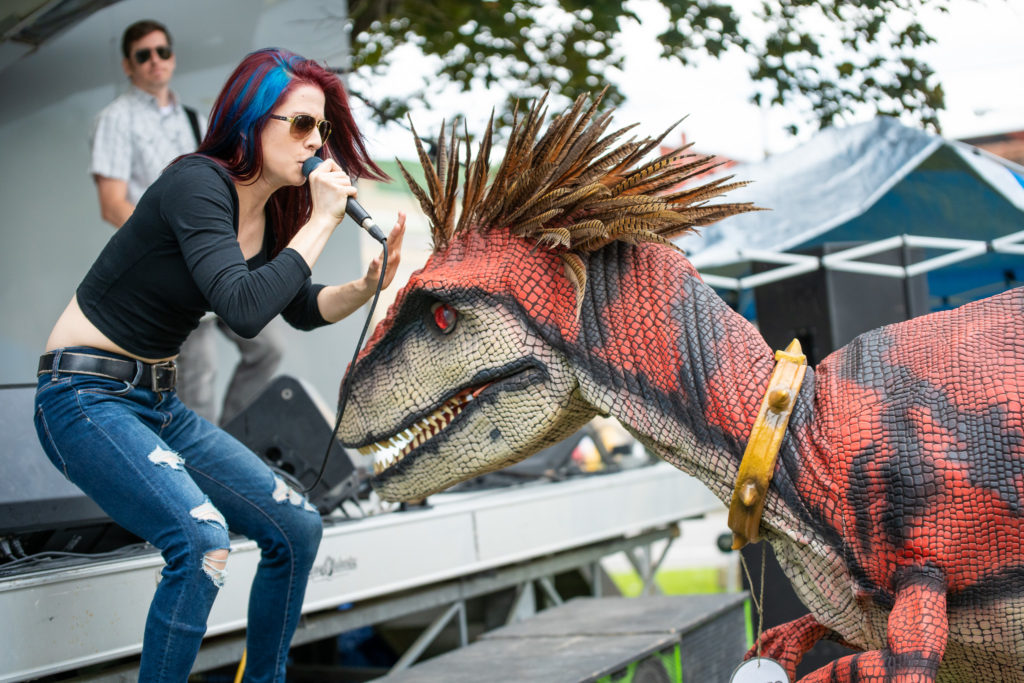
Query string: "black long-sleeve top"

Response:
xmin=77 ymin=155 xmax=328 ymax=358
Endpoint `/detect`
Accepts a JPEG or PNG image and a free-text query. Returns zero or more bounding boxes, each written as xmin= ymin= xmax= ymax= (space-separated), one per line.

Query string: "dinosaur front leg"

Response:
xmin=799 ymin=569 xmax=948 ymax=682
xmin=746 ymin=613 xmax=831 ymax=680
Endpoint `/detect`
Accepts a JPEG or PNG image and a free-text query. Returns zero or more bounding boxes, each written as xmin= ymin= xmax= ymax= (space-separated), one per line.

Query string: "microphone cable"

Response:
xmin=301 ymin=238 xmax=388 ymax=496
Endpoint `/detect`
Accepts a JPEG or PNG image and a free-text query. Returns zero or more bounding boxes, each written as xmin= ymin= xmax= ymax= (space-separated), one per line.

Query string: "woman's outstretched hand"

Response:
xmin=316 ymin=211 xmax=408 ymax=324
xmin=363 ymin=211 xmax=406 ymax=291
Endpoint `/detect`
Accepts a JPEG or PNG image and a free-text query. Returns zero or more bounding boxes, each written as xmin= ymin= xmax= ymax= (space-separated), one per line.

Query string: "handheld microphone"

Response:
xmin=302 ymin=156 xmax=386 ymax=243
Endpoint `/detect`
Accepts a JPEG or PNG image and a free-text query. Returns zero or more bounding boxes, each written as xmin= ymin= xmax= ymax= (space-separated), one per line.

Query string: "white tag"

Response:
xmin=730 ymin=657 xmax=789 ymax=683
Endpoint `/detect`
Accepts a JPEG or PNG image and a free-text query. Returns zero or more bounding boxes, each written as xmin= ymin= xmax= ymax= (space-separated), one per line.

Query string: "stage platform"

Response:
xmin=0 ymin=461 xmax=720 ymax=682
xmin=375 ymin=593 xmax=749 ymax=683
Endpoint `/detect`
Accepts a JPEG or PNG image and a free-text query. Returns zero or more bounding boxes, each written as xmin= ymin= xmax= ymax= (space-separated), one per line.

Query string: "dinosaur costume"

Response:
xmin=337 ymin=95 xmax=1024 ymax=682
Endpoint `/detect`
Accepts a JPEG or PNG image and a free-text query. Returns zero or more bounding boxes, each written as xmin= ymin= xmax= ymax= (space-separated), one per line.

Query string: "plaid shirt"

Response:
xmin=90 ymin=86 xmax=206 ymax=205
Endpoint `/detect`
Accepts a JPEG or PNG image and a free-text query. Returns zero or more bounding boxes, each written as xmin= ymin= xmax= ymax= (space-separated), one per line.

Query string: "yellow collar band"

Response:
xmin=727 ymin=338 xmax=808 ymax=550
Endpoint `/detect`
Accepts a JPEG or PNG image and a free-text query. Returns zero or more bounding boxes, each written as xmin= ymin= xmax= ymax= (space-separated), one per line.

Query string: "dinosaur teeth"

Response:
xmin=366 ymin=388 xmax=478 ymax=475
xmin=372 ymin=454 xmax=400 ymax=475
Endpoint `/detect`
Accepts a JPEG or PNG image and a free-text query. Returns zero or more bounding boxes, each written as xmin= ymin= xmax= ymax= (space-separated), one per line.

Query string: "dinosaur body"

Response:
xmin=337 ymin=96 xmax=1024 ymax=681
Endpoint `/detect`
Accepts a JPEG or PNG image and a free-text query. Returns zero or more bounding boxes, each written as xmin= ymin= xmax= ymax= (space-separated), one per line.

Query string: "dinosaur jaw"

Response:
xmin=355 ymin=354 xmax=592 ymax=501
xmin=357 ymin=384 xmax=487 ymax=476
xmin=355 ymin=360 xmax=543 ymax=487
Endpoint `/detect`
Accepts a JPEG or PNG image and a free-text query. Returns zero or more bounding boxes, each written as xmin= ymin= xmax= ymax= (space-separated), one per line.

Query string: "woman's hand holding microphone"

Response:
xmin=305 ymin=157 xmax=356 ymax=228
xmin=300 ymin=157 xmax=408 ymax=321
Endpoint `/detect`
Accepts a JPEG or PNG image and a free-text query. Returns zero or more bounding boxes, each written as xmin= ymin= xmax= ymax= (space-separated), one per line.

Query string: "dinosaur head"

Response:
xmin=336 ymin=93 xmax=758 ymax=501
xmin=337 ymin=229 xmax=598 ymax=500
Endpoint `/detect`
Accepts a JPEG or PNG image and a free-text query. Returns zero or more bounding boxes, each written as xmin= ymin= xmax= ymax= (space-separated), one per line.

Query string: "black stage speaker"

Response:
xmin=0 ymin=384 xmax=139 ymax=557
xmin=754 ymin=242 xmax=929 ymax=365
xmin=223 ymin=375 xmax=358 ymax=515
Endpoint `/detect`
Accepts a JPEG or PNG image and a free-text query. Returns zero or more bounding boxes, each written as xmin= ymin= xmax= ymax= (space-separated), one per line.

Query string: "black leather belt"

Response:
xmin=38 ymin=351 xmax=177 ymax=392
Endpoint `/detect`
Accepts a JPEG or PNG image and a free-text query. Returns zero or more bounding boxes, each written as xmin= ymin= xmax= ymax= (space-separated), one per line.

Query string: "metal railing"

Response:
xmin=697 ymin=229 xmax=1024 ymax=291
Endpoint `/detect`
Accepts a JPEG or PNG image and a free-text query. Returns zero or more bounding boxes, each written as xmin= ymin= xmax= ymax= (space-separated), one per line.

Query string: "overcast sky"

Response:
xmin=357 ymin=0 xmax=1024 ymax=163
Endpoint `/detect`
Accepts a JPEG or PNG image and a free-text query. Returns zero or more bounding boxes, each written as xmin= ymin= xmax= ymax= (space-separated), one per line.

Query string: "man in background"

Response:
xmin=90 ymin=18 xmax=284 ymax=425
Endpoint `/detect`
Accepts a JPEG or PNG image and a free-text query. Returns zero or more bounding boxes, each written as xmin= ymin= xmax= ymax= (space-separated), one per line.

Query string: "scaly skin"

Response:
xmin=337 ymin=227 xmax=1024 ymax=681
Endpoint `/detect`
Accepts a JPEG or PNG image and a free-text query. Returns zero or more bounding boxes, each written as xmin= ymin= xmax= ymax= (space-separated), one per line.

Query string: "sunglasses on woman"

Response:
xmin=269 ymin=114 xmax=332 ymax=142
xmin=134 ymin=46 xmax=173 ymax=64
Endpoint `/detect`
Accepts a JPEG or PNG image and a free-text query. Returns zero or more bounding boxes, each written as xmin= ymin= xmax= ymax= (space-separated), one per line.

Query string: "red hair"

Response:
xmin=194 ymin=48 xmax=387 ymax=253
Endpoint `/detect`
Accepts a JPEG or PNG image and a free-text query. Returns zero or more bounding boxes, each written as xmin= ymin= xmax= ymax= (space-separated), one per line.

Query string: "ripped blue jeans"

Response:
xmin=34 ymin=348 xmax=323 ymax=683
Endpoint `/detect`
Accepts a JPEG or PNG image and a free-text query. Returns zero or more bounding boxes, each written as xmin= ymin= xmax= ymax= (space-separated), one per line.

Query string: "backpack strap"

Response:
xmin=184 ymin=105 xmax=202 ymax=148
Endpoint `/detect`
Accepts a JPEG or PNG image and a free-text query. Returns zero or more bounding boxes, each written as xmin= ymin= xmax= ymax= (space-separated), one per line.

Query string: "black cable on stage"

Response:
xmin=301 ymin=239 xmax=388 ymax=495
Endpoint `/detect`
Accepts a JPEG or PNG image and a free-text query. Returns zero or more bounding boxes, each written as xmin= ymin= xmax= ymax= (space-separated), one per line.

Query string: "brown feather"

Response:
xmin=401 ymin=91 xmax=759 ymax=262
xmin=560 ymin=252 xmax=588 ymax=316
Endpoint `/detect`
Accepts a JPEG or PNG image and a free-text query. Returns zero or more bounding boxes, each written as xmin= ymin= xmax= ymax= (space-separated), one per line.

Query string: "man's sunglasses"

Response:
xmin=269 ymin=114 xmax=332 ymax=142
xmin=134 ymin=46 xmax=173 ymax=64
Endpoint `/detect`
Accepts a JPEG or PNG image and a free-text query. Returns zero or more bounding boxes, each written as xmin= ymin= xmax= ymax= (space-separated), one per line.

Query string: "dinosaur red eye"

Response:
xmin=431 ymin=302 xmax=457 ymax=334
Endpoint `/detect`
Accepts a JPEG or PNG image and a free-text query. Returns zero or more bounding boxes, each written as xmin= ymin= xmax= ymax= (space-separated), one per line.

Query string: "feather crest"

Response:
xmin=399 ymin=92 xmax=759 ymax=274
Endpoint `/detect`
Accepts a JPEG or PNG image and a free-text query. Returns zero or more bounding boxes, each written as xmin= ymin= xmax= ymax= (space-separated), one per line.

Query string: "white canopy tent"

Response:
xmin=676 ymin=117 xmax=1024 ymax=310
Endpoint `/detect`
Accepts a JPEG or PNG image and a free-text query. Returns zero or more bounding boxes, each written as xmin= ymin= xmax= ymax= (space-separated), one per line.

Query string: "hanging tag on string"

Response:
xmin=735 ymin=542 xmax=788 ymax=681
xmin=730 ymin=657 xmax=788 ymax=682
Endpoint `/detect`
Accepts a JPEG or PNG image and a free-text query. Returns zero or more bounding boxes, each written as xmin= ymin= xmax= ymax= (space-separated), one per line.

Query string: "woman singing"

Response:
xmin=33 ymin=48 xmax=405 ymax=682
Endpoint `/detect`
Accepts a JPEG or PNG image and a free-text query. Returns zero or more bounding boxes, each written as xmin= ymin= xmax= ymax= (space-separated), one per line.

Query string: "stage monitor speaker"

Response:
xmin=0 ymin=383 xmax=139 ymax=557
xmin=753 ymin=241 xmax=929 ymax=366
xmin=223 ymin=375 xmax=358 ymax=515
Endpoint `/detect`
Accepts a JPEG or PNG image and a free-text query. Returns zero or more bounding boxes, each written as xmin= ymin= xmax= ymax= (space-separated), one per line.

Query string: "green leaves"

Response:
xmin=346 ymin=0 xmax=955 ymax=139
